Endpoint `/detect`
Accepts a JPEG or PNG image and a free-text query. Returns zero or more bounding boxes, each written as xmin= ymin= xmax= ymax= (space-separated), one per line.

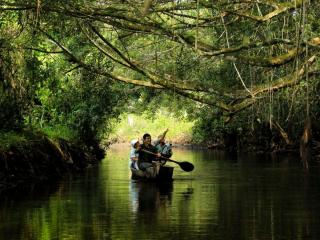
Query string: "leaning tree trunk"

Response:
xmin=300 ymin=118 xmax=312 ymax=170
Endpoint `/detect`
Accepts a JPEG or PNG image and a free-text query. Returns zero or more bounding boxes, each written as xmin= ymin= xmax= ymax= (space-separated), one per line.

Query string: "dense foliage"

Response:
xmin=0 ymin=0 xmax=319 ymax=148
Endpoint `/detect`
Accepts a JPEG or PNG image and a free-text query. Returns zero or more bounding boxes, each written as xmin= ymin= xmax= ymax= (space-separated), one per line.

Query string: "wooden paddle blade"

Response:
xmin=179 ymin=161 xmax=194 ymax=172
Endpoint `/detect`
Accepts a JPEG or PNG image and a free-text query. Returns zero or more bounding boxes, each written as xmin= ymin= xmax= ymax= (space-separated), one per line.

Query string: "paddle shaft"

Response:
xmin=140 ymin=149 xmax=179 ymax=164
xmin=140 ymin=148 xmax=194 ymax=172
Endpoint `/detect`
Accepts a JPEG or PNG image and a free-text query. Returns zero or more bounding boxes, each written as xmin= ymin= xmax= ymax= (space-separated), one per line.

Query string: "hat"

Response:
xmin=131 ymin=139 xmax=139 ymax=147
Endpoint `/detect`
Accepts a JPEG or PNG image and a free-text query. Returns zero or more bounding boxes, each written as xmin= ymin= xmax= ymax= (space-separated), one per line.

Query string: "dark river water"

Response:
xmin=1 ymin=145 xmax=320 ymax=240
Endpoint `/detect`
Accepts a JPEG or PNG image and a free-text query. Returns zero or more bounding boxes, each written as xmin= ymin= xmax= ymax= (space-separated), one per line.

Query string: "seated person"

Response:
xmin=129 ymin=139 xmax=140 ymax=170
xmin=138 ymin=133 xmax=161 ymax=171
xmin=154 ymin=128 xmax=173 ymax=158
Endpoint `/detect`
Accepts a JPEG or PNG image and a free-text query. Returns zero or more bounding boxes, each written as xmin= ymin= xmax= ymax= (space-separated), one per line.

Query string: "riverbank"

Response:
xmin=0 ymin=130 xmax=104 ymax=194
xmin=109 ymin=130 xmax=319 ymax=161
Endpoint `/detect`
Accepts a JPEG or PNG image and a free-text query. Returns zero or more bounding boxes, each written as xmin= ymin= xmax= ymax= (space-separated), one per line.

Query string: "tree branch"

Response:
xmin=229 ymin=55 xmax=318 ymax=114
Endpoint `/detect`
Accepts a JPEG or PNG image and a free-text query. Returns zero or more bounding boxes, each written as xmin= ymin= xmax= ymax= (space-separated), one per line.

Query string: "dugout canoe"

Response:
xmin=131 ymin=165 xmax=174 ymax=181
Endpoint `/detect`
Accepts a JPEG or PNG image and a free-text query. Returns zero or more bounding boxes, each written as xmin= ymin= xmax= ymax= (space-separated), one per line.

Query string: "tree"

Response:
xmin=1 ymin=0 xmax=319 ymax=141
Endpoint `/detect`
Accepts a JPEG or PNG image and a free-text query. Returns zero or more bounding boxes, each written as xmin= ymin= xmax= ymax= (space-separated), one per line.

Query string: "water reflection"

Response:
xmin=130 ymin=181 xmax=173 ymax=213
xmin=1 ymin=146 xmax=320 ymax=240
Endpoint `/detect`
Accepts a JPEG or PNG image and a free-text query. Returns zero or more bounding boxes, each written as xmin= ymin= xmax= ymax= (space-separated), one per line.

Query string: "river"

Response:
xmin=1 ymin=145 xmax=320 ymax=240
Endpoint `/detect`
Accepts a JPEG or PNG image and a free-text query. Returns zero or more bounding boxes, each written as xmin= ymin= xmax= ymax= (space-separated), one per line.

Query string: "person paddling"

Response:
xmin=138 ymin=133 xmax=161 ymax=170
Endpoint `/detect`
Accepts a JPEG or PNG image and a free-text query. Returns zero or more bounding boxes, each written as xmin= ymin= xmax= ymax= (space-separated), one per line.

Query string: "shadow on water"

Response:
xmin=0 ymin=180 xmax=60 ymax=201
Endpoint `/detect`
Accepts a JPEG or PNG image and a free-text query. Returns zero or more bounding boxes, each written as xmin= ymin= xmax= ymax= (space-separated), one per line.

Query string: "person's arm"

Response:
xmin=150 ymin=145 xmax=161 ymax=158
xmin=161 ymin=128 xmax=169 ymax=139
xmin=156 ymin=128 xmax=169 ymax=144
xmin=130 ymin=149 xmax=139 ymax=161
xmin=164 ymin=128 xmax=169 ymax=134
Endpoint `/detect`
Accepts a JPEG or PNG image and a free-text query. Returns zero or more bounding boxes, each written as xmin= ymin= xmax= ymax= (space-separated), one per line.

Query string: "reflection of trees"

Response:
xmin=0 ymin=182 xmax=60 ymax=240
xmin=4 ymin=148 xmax=320 ymax=239
xmin=0 ymin=166 xmax=112 ymax=240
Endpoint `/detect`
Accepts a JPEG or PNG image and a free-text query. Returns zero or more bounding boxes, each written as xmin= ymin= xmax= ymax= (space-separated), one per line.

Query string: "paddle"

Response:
xmin=140 ymin=149 xmax=194 ymax=172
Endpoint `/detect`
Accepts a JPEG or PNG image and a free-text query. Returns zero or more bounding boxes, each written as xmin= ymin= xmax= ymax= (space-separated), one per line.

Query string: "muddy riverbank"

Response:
xmin=0 ymin=131 xmax=104 ymax=193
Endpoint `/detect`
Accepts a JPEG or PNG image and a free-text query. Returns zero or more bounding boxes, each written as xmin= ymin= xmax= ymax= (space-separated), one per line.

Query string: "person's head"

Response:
xmin=143 ymin=133 xmax=151 ymax=145
xmin=131 ymin=139 xmax=140 ymax=149
xmin=158 ymin=134 xmax=165 ymax=145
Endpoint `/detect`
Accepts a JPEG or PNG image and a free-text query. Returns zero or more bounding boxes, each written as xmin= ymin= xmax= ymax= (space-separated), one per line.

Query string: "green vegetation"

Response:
xmin=0 ymin=131 xmax=28 ymax=149
xmin=109 ymin=112 xmax=194 ymax=144
xmin=0 ymin=0 xmax=319 ymax=156
xmin=40 ymin=125 xmax=77 ymax=142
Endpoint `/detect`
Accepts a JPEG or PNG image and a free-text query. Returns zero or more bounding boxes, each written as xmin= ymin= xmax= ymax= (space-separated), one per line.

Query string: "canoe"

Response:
xmin=131 ymin=165 xmax=174 ymax=181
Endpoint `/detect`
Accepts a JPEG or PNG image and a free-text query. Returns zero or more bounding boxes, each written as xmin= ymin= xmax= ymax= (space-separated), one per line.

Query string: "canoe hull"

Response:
xmin=131 ymin=165 xmax=174 ymax=181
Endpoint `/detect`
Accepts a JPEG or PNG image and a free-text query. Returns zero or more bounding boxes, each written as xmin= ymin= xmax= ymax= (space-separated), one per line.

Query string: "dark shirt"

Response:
xmin=138 ymin=143 xmax=158 ymax=168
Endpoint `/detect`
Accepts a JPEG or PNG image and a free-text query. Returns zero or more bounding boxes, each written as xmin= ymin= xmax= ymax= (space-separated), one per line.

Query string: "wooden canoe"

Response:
xmin=131 ymin=165 xmax=174 ymax=181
